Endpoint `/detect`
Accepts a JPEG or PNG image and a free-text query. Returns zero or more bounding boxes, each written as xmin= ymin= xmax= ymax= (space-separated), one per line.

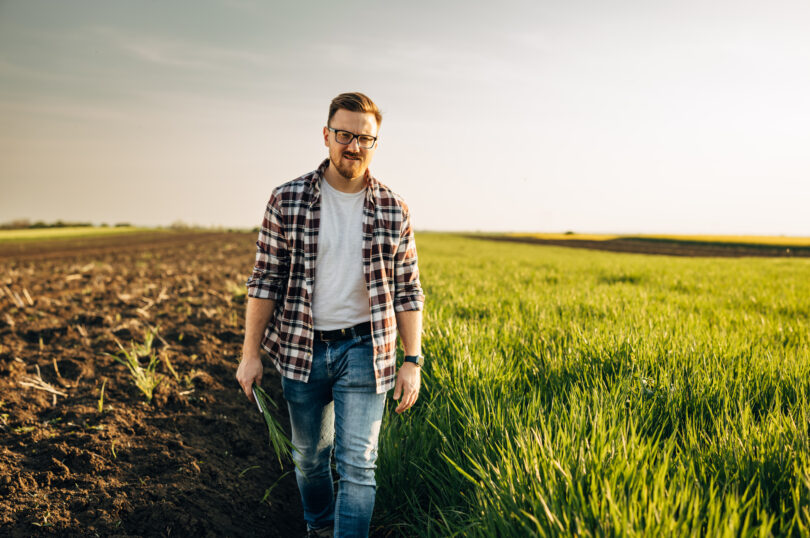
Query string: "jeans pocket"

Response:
xmin=337 ymin=338 xmax=376 ymax=391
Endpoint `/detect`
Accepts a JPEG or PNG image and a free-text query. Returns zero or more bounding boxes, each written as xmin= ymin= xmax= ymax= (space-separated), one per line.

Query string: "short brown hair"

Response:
xmin=328 ymin=92 xmax=382 ymax=127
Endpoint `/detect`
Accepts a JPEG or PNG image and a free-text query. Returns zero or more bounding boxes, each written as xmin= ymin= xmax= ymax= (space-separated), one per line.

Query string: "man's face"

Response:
xmin=323 ymin=109 xmax=379 ymax=181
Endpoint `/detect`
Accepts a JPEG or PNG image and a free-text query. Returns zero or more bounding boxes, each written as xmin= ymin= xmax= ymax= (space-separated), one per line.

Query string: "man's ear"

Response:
xmin=323 ymin=126 xmax=330 ymax=147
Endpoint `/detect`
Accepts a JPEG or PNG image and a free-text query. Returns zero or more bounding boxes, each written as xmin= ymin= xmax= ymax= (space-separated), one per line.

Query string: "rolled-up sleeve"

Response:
xmin=246 ymin=191 xmax=289 ymax=302
xmin=393 ymin=209 xmax=425 ymax=312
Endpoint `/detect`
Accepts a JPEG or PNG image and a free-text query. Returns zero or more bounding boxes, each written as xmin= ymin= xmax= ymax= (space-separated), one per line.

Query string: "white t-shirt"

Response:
xmin=311 ymin=179 xmax=371 ymax=330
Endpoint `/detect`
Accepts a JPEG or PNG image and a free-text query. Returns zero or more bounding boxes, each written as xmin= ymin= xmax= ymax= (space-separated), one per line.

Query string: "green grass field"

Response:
xmin=375 ymin=233 xmax=810 ymax=536
xmin=0 ymin=226 xmax=151 ymax=243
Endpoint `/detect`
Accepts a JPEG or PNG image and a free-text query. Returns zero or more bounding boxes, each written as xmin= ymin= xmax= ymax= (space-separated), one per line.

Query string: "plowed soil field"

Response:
xmin=0 ymin=231 xmax=303 ymax=537
xmin=469 ymin=234 xmax=810 ymax=257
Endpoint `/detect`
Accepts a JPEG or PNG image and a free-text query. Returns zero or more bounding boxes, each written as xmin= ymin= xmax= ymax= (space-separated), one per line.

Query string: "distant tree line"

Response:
xmin=0 ymin=219 xmax=132 ymax=229
xmin=1 ymin=218 xmax=256 ymax=233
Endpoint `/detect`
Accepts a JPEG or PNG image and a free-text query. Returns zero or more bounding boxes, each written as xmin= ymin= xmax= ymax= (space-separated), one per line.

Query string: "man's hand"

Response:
xmin=236 ymin=353 xmax=263 ymax=402
xmin=238 ymin=297 xmax=275 ymax=403
xmin=393 ymin=362 xmax=420 ymax=413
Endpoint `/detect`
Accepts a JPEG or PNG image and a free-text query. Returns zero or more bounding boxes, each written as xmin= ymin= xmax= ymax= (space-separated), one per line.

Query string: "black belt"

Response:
xmin=314 ymin=322 xmax=372 ymax=342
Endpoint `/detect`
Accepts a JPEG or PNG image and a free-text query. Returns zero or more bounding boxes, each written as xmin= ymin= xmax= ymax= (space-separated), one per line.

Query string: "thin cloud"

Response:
xmin=0 ymin=58 xmax=82 ymax=84
xmin=0 ymin=100 xmax=137 ymax=123
xmin=91 ymin=26 xmax=280 ymax=71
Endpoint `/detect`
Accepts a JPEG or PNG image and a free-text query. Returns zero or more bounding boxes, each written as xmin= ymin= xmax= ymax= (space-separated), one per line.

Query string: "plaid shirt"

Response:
xmin=247 ymin=159 xmax=425 ymax=393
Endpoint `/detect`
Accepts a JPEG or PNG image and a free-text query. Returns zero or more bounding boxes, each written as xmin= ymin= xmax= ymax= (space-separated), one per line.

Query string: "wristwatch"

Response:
xmin=403 ymin=354 xmax=424 ymax=367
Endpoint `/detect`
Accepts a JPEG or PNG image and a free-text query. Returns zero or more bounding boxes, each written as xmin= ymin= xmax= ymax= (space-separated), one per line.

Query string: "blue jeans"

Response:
xmin=280 ymin=333 xmax=387 ymax=538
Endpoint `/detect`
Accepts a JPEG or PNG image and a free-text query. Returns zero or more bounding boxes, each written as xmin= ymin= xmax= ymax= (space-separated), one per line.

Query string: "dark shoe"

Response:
xmin=306 ymin=525 xmax=333 ymax=537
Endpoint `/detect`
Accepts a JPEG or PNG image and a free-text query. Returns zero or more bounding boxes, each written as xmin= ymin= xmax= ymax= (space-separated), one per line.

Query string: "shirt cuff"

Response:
xmin=394 ymin=294 xmax=425 ymax=313
xmin=246 ymin=278 xmax=283 ymax=302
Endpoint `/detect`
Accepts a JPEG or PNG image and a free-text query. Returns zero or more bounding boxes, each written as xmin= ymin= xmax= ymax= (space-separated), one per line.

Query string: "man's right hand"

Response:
xmin=238 ymin=296 xmax=276 ymax=403
xmin=236 ymin=353 xmax=263 ymax=402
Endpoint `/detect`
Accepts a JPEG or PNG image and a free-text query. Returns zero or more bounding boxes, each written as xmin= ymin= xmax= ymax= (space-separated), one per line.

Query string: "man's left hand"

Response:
xmin=393 ymin=362 xmax=421 ymax=414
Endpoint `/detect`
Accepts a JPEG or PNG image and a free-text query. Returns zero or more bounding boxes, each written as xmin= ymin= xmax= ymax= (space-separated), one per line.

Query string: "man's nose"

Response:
xmin=347 ymin=136 xmax=361 ymax=151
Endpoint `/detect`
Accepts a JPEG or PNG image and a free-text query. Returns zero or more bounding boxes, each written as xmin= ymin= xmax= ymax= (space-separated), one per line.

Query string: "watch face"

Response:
xmin=405 ymin=355 xmax=423 ymax=366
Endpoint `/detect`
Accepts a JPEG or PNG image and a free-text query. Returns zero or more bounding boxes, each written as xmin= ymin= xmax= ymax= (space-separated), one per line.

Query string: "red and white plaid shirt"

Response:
xmin=247 ymin=159 xmax=425 ymax=393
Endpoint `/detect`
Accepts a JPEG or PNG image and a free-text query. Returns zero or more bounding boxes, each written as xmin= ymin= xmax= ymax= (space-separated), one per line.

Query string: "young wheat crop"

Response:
xmin=252 ymin=383 xmax=294 ymax=468
xmin=110 ymin=331 xmax=164 ymax=402
xmin=374 ymin=233 xmax=810 ymax=537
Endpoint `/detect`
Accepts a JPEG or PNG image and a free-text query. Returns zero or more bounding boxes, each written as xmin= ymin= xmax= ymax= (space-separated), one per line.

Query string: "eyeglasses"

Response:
xmin=327 ymin=127 xmax=377 ymax=149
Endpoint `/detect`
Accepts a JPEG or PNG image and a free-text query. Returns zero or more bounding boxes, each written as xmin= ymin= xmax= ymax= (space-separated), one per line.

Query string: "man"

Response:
xmin=236 ymin=92 xmax=425 ymax=538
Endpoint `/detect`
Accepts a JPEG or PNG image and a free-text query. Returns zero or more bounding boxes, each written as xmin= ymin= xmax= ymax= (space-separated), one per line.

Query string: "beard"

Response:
xmin=335 ymin=151 xmax=365 ymax=180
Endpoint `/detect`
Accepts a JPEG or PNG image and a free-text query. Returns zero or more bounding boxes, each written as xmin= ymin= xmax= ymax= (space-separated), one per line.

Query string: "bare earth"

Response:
xmin=0 ymin=232 xmax=304 ymax=537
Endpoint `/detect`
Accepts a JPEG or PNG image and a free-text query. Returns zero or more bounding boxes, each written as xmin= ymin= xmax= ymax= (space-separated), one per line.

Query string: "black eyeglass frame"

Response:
xmin=327 ymin=127 xmax=378 ymax=149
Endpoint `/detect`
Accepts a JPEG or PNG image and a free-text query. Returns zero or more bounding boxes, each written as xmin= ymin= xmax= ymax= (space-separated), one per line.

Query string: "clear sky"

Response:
xmin=1 ymin=0 xmax=808 ymax=235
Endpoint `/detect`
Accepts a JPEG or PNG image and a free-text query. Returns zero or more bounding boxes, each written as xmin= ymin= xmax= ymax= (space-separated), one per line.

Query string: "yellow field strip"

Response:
xmin=508 ymin=233 xmax=810 ymax=247
xmin=639 ymin=234 xmax=810 ymax=247
xmin=0 ymin=226 xmax=155 ymax=242
xmin=508 ymin=233 xmax=620 ymax=241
